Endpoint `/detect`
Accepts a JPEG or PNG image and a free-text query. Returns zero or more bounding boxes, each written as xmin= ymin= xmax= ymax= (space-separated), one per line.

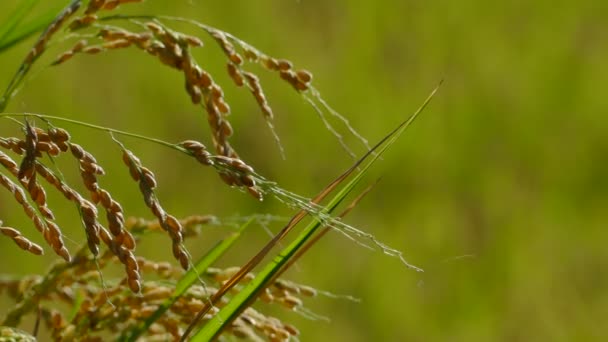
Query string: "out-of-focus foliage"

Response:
xmin=1 ymin=1 xmax=607 ymax=341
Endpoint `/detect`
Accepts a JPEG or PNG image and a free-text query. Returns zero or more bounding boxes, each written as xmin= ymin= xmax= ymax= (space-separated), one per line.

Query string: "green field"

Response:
xmin=1 ymin=1 xmax=607 ymax=341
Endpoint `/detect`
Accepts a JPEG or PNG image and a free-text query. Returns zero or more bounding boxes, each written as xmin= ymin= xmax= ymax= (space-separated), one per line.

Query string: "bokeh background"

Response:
xmin=1 ymin=0 xmax=608 ymax=341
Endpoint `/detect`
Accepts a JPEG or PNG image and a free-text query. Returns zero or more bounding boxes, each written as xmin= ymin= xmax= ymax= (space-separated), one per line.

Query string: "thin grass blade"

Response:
xmin=0 ymin=0 xmax=40 ymax=48
xmin=190 ymin=152 xmax=374 ymax=341
xmin=120 ymin=218 xmax=254 ymax=342
xmin=0 ymin=4 xmax=65 ymax=53
xmin=180 ymin=105 xmax=397 ymax=339
xmin=207 ymin=182 xmax=378 ymax=340
xmin=188 ymin=82 xmax=441 ymax=341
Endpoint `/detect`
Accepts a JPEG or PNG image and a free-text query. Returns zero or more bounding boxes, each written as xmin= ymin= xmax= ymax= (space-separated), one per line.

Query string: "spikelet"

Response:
xmin=8 ymin=124 xmax=141 ymax=291
xmin=0 ymin=137 xmax=26 ymax=155
xmin=23 ymin=1 xmax=81 ymax=66
xmin=83 ymin=0 xmax=145 ymax=16
xmin=69 ymin=143 xmax=104 ymax=191
xmin=242 ymin=71 xmax=274 ymax=120
xmin=120 ymin=146 xmax=189 ymax=270
xmin=178 ymin=139 xmax=261 ymax=198
xmin=65 ymin=138 xmax=133 ymax=252
xmin=52 ymin=18 xmax=299 ymax=159
xmin=85 ymin=0 xmax=107 ymax=15
xmin=179 ymin=140 xmax=212 ymax=166
xmin=0 ymin=224 xmax=43 ymax=256
xmin=3 ymin=244 xmax=314 ymax=341
xmin=42 ymin=220 xmax=71 ymax=262
xmin=0 ymin=1 xmax=350 ymax=339
xmin=68 ymin=14 xmax=97 ymax=31
xmin=34 ymin=163 xmax=78 ymax=203
xmin=34 ymin=158 xmax=141 ymax=292
xmin=210 ymin=154 xmax=263 ymax=200
xmin=0 ymin=171 xmax=69 ymax=262
xmin=208 ymin=29 xmax=243 ymax=66
xmin=226 ymin=62 xmax=244 ymax=87
xmin=125 ymin=214 xmax=215 ymax=239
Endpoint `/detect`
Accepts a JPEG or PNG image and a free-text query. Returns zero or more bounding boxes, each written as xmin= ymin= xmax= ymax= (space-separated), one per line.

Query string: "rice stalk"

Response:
xmin=0 ymin=2 xmax=434 ymax=340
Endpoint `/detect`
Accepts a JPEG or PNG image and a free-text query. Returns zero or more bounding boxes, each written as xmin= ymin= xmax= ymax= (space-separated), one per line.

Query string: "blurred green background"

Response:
xmin=1 ymin=0 xmax=608 ymax=341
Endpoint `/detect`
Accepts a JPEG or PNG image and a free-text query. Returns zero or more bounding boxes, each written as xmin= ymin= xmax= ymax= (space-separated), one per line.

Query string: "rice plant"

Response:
xmin=0 ymin=1 xmax=439 ymax=341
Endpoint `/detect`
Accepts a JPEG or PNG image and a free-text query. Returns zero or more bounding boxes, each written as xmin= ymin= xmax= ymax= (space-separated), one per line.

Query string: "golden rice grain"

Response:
xmin=226 ymin=63 xmax=244 ymax=87
xmin=229 ymin=53 xmax=243 ymax=65
xmin=51 ymin=51 xmax=75 ymax=66
xmin=262 ymin=57 xmax=280 ymax=71
xmin=0 ymin=225 xmax=44 ymax=256
xmin=102 ymin=0 xmax=120 ymax=11
xmin=243 ymin=71 xmax=274 ymax=119
xmin=276 ymin=59 xmax=293 ymax=71
xmin=23 ymin=0 xmax=80 ymax=65
xmin=283 ymin=323 xmax=300 ymax=336
xmin=279 ymin=69 xmax=309 ymax=91
xmin=182 ymin=35 xmax=204 ymax=48
xmin=103 ymin=39 xmax=132 ymax=50
xmin=273 ymin=279 xmax=300 ymax=295
xmin=279 ymin=295 xmax=302 ymax=309
xmin=295 ymin=69 xmax=313 ymax=83
xmin=298 ymin=285 xmax=318 ymax=297
xmin=120 ymin=146 xmax=188 ymax=270
xmin=179 ymin=140 xmax=212 ymax=166
xmin=247 ymin=186 xmax=264 ymax=201
xmin=85 ymin=0 xmax=106 ymax=14
xmin=82 ymin=46 xmax=104 ymax=55
xmin=0 ymin=152 xmax=17 ymax=170
xmin=0 ymin=172 xmax=70 ymax=260
xmin=43 ymin=220 xmax=70 ymax=262
xmin=243 ymin=47 xmax=260 ymax=62
xmin=68 ymin=14 xmax=98 ymax=31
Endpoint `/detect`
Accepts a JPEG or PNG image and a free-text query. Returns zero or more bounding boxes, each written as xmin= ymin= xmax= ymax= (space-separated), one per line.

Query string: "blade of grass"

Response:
xmin=180 ymin=113 xmax=394 ymax=340
xmin=180 ymin=145 xmax=380 ymax=339
xmin=0 ymin=3 xmax=66 ymax=53
xmin=190 ymin=152 xmax=377 ymax=341
xmin=186 ymin=82 xmax=442 ymax=341
xmin=119 ymin=217 xmax=254 ymax=342
xmin=1 ymin=0 xmax=82 ymax=112
xmin=206 ymin=181 xmax=379 ymax=339
xmin=275 ymin=180 xmax=380 ymax=280
xmin=0 ymin=0 xmax=40 ymax=48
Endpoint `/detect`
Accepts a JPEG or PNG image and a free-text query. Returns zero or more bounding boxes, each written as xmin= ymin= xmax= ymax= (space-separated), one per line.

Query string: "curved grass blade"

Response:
xmin=0 ymin=0 xmax=40 ymax=48
xmin=119 ymin=218 xmax=254 ymax=342
xmin=1 ymin=0 xmax=82 ymax=112
xmin=209 ymin=183 xmax=376 ymax=339
xmin=275 ymin=180 xmax=380 ymax=281
xmin=189 ymin=157 xmax=373 ymax=341
xmin=0 ymin=3 xmax=65 ymax=53
xmin=180 ymin=124 xmax=388 ymax=339
xmin=187 ymin=82 xmax=442 ymax=341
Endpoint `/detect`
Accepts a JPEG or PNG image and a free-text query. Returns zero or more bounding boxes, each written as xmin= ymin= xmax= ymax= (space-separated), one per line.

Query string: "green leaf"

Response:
xmin=0 ymin=0 xmax=40 ymax=47
xmin=0 ymin=3 xmax=64 ymax=53
xmin=189 ymin=83 xmax=442 ymax=341
xmin=119 ymin=218 xmax=254 ymax=342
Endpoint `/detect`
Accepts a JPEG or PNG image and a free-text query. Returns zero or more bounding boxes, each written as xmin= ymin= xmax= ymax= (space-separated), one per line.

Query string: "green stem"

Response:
xmin=0 ymin=0 xmax=83 ymax=112
xmin=0 ymin=112 xmax=182 ymax=152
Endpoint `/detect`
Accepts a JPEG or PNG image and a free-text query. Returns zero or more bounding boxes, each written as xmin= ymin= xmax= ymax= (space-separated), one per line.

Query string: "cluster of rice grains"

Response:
xmin=0 ymin=124 xmax=70 ymax=262
xmin=120 ymin=145 xmax=188 ymax=271
xmin=52 ymin=0 xmax=316 ymax=162
xmin=0 ymin=1 xmax=364 ymax=340
xmin=0 ymin=223 xmax=322 ymax=341
xmin=0 ymin=123 xmax=145 ymax=291
xmin=0 ymin=121 xmax=317 ymax=340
